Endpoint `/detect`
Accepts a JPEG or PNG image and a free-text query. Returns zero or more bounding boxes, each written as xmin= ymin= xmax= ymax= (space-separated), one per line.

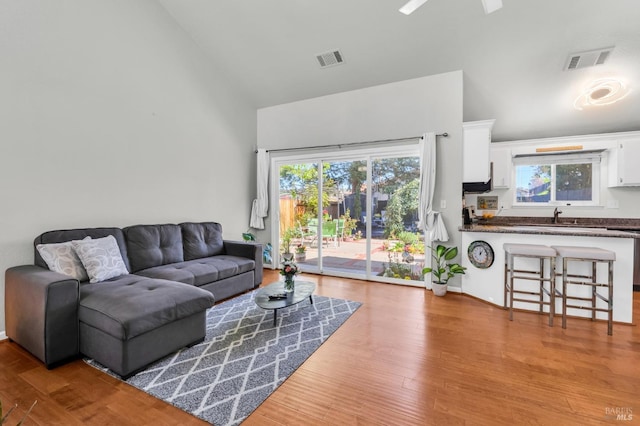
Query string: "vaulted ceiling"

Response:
xmin=157 ymin=0 xmax=640 ymax=142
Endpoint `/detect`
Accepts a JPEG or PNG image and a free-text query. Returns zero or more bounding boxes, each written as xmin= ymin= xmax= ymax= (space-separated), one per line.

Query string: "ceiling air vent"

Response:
xmin=316 ymin=50 xmax=344 ymax=68
xmin=564 ymin=47 xmax=614 ymax=71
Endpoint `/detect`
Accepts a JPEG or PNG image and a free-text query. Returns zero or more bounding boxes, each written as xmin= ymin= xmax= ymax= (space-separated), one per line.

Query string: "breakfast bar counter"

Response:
xmin=458 ymin=224 xmax=636 ymax=324
xmin=460 ymin=224 xmax=640 ymax=239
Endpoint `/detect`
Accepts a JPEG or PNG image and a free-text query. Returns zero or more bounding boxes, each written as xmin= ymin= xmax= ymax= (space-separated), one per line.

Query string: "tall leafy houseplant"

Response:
xmin=422 ymin=245 xmax=466 ymax=296
xmin=280 ymin=227 xmax=298 ymax=260
xmin=242 ymin=232 xmax=273 ymax=264
xmin=262 ymin=243 xmax=273 ymax=264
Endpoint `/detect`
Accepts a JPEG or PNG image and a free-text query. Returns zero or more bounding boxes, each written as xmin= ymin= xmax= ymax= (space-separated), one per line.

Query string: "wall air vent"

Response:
xmin=316 ymin=50 xmax=345 ymax=68
xmin=564 ymin=47 xmax=614 ymax=71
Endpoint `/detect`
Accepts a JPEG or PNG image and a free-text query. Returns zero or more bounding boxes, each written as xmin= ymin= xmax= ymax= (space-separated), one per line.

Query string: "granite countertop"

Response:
xmin=459 ymin=224 xmax=640 ymax=239
xmin=475 ymin=216 xmax=640 ymax=228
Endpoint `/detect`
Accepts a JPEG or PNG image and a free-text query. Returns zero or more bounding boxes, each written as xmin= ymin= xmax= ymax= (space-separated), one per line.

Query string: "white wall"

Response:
xmin=0 ymin=0 xmax=257 ymax=334
xmin=257 ymin=71 xmax=464 ymax=286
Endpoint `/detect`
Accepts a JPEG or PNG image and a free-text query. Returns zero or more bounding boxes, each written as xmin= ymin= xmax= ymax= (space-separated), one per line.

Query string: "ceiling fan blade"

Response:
xmin=481 ymin=0 xmax=503 ymax=14
xmin=399 ymin=0 xmax=429 ymax=15
xmin=399 ymin=0 xmax=502 ymax=16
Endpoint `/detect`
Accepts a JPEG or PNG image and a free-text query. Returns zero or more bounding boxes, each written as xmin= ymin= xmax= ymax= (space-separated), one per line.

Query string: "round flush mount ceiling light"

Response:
xmin=574 ymin=78 xmax=631 ymax=110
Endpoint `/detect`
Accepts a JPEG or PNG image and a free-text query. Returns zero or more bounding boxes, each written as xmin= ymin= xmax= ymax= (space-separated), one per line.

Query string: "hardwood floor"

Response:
xmin=1 ymin=269 xmax=638 ymax=425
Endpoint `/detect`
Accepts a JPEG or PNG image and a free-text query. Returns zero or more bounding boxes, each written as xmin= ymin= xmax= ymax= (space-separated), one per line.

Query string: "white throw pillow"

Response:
xmin=37 ymin=238 xmax=91 ymax=281
xmin=72 ymin=235 xmax=129 ymax=283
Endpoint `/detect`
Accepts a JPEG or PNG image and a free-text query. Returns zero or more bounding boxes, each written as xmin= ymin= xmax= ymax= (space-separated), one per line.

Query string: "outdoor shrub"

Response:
xmin=397 ymin=231 xmax=419 ymax=245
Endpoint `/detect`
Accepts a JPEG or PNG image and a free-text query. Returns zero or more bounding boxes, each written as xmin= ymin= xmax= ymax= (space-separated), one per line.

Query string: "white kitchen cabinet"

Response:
xmin=463 ymin=120 xmax=495 ymax=183
xmin=608 ymin=139 xmax=640 ymax=187
xmin=490 ymin=146 xmax=512 ymax=188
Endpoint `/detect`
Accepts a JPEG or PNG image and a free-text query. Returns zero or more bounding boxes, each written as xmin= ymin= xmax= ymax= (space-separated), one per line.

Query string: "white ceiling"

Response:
xmin=157 ymin=0 xmax=640 ymax=142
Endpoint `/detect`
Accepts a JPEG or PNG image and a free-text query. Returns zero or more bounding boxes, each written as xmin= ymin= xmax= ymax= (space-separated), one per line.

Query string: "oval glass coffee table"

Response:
xmin=255 ymin=280 xmax=316 ymax=326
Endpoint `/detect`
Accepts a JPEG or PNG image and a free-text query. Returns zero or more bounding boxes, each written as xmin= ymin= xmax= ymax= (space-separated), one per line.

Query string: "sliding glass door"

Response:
xmin=274 ymin=145 xmax=424 ymax=286
xmin=320 ymin=159 xmax=368 ymax=277
xmin=278 ymin=161 xmax=319 ymax=270
xmin=371 ymin=155 xmax=424 ymax=281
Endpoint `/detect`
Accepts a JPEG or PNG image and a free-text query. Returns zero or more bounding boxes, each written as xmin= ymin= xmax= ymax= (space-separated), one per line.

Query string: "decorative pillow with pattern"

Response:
xmin=37 ymin=237 xmax=91 ymax=281
xmin=72 ymin=235 xmax=129 ymax=283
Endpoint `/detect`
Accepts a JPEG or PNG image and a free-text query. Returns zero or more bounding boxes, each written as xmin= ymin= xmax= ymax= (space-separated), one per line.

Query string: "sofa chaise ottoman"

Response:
xmin=5 ymin=222 xmax=262 ymax=378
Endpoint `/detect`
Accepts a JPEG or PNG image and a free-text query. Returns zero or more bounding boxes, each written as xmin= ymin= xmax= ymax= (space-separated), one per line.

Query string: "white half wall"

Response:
xmin=0 ymin=0 xmax=257 ymax=334
xmin=257 ymin=71 xmax=464 ymax=284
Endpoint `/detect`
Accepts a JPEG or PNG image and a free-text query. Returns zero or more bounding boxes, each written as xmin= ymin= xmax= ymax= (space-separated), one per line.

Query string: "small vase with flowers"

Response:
xmin=280 ymin=260 xmax=299 ymax=293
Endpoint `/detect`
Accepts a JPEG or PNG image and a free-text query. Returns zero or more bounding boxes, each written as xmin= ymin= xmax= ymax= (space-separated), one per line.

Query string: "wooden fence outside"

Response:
xmin=279 ymin=197 xmax=296 ymax=235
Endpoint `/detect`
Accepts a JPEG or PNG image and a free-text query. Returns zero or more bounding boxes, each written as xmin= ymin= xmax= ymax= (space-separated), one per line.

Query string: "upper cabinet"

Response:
xmin=490 ymin=146 xmax=512 ymax=189
xmin=608 ymin=139 xmax=640 ymax=187
xmin=463 ymin=120 xmax=495 ymax=183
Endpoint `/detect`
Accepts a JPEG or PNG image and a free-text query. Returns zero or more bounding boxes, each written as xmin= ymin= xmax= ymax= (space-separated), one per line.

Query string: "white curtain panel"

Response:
xmin=249 ymin=149 xmax=270 ymax=229
xmin=418 ymin=132 xmax=449 ymax=242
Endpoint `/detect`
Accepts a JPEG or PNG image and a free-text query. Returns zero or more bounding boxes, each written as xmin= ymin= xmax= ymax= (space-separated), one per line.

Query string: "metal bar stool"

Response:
xmin=503 ymin=243 xmax=557 ymax=326
xmin=551 ymin=245 xmax=615 ymax=335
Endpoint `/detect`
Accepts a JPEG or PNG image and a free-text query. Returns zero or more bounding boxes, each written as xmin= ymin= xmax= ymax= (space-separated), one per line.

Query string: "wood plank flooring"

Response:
xmin=1 ymin=269 xmax=638 ymax=425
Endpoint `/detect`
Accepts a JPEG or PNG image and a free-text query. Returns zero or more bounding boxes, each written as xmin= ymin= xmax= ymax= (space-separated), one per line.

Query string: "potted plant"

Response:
xmin=243 ymin=232 xmax=273 ymax=265
xmin=294 ymin=244 xmax=307 ymax=262
xmin=242 ymin=231 xmax=256 ymax=242
xmin=263 ymin=243 xmax=273 ymax=264
xmin=422 ymin=245 xmax=466 ymax=296
xmin=280 ymin=227 xmax=297 ymax=260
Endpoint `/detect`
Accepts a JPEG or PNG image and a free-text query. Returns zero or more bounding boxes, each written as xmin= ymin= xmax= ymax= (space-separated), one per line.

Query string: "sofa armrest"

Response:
xmin=223 ymin=240 xmax=263 ymax=286
xmin=5 ymin=265 xmax=80 ymax=367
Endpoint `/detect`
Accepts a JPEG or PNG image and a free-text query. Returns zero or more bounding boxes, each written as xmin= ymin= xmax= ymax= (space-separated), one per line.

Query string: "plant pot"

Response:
xmin=432 ymin=282 xmax=448 ymax=297
xmin=282 ymin=252 xmax=294 ymax=261
xmin=295 ymin=253 xmax=306 ymax=262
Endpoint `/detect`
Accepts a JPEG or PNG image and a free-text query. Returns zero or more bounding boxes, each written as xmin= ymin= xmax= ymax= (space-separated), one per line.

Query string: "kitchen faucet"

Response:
xmin=553 ymin=207 xmax=563 ymax=224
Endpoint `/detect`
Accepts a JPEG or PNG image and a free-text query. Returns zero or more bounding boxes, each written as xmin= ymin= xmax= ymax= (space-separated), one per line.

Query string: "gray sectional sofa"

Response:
xmin=5 ymin=222 xmax=262 ymax=378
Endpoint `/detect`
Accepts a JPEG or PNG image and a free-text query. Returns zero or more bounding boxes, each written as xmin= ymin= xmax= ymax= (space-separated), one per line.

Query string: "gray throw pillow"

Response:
xmin=37 ymin=238 xmax=91 ymax=281
xmin=72 ymin=235 xmax=129 ymax=283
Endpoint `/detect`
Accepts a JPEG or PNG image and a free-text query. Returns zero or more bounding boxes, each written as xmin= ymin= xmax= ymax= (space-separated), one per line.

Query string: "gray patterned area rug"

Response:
xmin=86 ymin=290 xmax=361 ymax=425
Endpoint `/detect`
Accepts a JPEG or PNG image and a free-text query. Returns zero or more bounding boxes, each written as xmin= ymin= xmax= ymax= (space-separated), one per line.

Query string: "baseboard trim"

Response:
xmin=0 ymin=331 xmax=7 ymax=341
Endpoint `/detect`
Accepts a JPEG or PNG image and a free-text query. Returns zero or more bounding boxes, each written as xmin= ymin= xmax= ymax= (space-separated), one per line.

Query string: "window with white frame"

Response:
xmin=513 ymin=150 xmax=603 ymax=206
